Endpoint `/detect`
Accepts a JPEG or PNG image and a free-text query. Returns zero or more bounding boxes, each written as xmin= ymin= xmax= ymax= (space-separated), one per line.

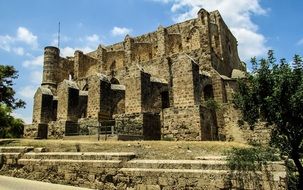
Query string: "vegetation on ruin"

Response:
xmin=0 ymin=65 xmax=25 ymax=138
xmin=226 ymin=146 xmax=279 ymax=171
xmin=233 ymin=50 xmax=303 ymax=189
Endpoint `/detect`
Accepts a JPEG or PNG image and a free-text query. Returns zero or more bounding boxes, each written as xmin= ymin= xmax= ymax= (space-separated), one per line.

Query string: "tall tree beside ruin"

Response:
xmin=0 ymin=65 xmax=26 ymax=137
xmin=233 ymin=50 xmax=303 ymax=188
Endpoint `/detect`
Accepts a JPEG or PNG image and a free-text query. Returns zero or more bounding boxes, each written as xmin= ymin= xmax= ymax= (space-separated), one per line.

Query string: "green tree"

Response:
xmin=233 ymin=51 xmax=303 ymax=188
xmin=0 ymin=65 xmax=26 ymax=138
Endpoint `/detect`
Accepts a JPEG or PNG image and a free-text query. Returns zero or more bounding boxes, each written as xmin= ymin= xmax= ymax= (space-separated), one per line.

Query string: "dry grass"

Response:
xmin=0 ymin=138 xmax=250 ymax=160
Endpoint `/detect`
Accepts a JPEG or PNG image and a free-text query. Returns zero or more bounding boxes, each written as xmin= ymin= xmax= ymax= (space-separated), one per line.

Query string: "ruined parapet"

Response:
xmin=42 ymin=46 xmax=59 ymax=93
xmin=74 ymin=50 xmax=99 ymax=79
xmin=156 ymin=25 xmax=168 ymax=57
xmin=97 ymin=45 xmax=107 ymax=73
xmin=124 ymin=35 xmax=134 ymax=66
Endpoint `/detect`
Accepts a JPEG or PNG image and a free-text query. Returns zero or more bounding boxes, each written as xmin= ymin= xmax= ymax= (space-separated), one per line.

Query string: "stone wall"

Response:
xmin=32 ymin=87 xmax=54 ymax=124
xmin=163 ymin=106 xmax=201 ymax=141
xmin=56 ymin=80 xmax=79 ymax=122
xmin=115 ymin=112 xmax=161 ymax=140
xmin=172 ymin=55 xmax=199 ymax=108
xmin=87 ymin=74 xmax=113 ymax=120
xmin=74 ymin=51 xmax=99 ymax=79
xmin=124 ymin=69 xmax=151 ymax=114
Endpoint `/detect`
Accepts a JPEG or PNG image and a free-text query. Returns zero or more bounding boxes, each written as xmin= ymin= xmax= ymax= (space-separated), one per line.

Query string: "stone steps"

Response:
xmin=23 ymin=152 xmax=136 ymax=161
xmin=0 ymin=149 xmax=286 ymax=190
xmin=0 ymin=153 xmax=22 ymax=164
xmin=0 ymin=146 xmax=34 ymax=153
xmin=125 ymin=159 xmax=229 ymax=170
xmin=18 ymin=158 xmax=123 ymax=168
xmin=0 ymin=146 xmax=34 ymax=164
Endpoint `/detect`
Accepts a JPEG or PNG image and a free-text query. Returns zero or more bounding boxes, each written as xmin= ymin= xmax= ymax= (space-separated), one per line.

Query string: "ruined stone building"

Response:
xmin=29 ymin=9 xmax=246 ymax=141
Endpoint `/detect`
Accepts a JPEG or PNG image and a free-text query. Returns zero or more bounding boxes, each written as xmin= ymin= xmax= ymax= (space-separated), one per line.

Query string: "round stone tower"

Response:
xmin=42 ymin=46 xmax=60 ymax=93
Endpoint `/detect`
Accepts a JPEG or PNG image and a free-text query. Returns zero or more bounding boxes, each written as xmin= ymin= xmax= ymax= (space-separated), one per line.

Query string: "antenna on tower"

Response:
xmin=58 ymin=22 xmax=61 ymax=49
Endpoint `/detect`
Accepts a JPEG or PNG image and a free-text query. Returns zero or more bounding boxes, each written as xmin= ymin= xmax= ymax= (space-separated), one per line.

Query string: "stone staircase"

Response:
xmin=0 ymin=146 xmax=286 ymax=190
xmin=0 ymin=146 xmax=34 ymax=164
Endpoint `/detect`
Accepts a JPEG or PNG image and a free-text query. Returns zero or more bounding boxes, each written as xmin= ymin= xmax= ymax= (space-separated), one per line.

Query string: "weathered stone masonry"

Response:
xmin=28 ymin=9 xmax=246 ymax=140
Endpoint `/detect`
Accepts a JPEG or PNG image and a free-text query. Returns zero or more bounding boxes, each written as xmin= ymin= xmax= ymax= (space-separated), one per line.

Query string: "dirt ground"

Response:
xmin=0 ymin=138 xmax=249 ymax=160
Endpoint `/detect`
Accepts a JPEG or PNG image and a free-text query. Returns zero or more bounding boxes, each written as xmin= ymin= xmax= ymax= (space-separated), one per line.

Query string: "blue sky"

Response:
xmin=0 ymin=0 xmax=302 ymax=123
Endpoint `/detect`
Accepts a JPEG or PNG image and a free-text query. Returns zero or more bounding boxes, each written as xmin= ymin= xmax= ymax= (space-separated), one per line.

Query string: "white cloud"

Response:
xmin=297 ymin=38 xmax=303 ymax=46
xmin=60 ymin=47 xmax=75 ymax=57
xmin=111 ymin=26 xmax=132 ymax=36
xmin=86 ymin=34 xmax=100 ymax=43
xmin=13 ymin=47 xmax=24 ymax=56
xmin=22 ymin=55 xmax=43 ymax=68
xmin=49 ymin=33 xmax=99 ymax=57
xmin=0 ymin=27 xmax=38 ymax=55
xmin=0 ymin=35 xmax=14 ymax=52
xmin=153 ymin=0 xmax=269 ymax=61
xmin=61 ymin=46 xmax=94 ymax=57
xmin=50 ymin=34 xmax=71 ymax=47
xmin=231 ymin=28 xmax=267 ymax=61
xmin=16 ymin=27 xmax=38 ymax=48
xmin=18 ymin=85 xmax=37 ymax=99
xmin=30 ymin=70 xmax=43 ymax=84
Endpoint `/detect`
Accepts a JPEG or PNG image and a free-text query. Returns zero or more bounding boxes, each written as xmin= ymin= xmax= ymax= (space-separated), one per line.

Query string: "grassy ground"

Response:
xmin=0 ymin=138 xmax=250 ymax=160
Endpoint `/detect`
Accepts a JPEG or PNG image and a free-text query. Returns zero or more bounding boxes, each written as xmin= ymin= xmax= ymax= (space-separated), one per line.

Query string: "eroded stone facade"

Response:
xmin=30 ymin=9 xmax=246 ymax=140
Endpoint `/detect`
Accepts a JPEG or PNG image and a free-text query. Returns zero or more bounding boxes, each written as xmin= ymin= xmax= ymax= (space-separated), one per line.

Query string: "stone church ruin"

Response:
xmin=28 ymin=9 xmax=246 ymax=141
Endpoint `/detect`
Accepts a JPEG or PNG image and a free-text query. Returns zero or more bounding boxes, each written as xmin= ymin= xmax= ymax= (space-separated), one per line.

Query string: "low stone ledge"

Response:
xmin=23 ymin=152 xmax=136 ymax=161
xmin=120 ymin=167 xmax=228 ymax=174
xmin=18 ymin=159 xmax=122 ymax=168
xmin=33 ymin=147 xmax=47 ymax=153
xmin=0 ymin=153 xmax=22 ymax=164
xmin=0 ymin=146 xmax=34 ymax=153
xmin=195 ymin=156 xmax=227 ymax=160
xmin=126 ymin=159 xmax=228 ymax=170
